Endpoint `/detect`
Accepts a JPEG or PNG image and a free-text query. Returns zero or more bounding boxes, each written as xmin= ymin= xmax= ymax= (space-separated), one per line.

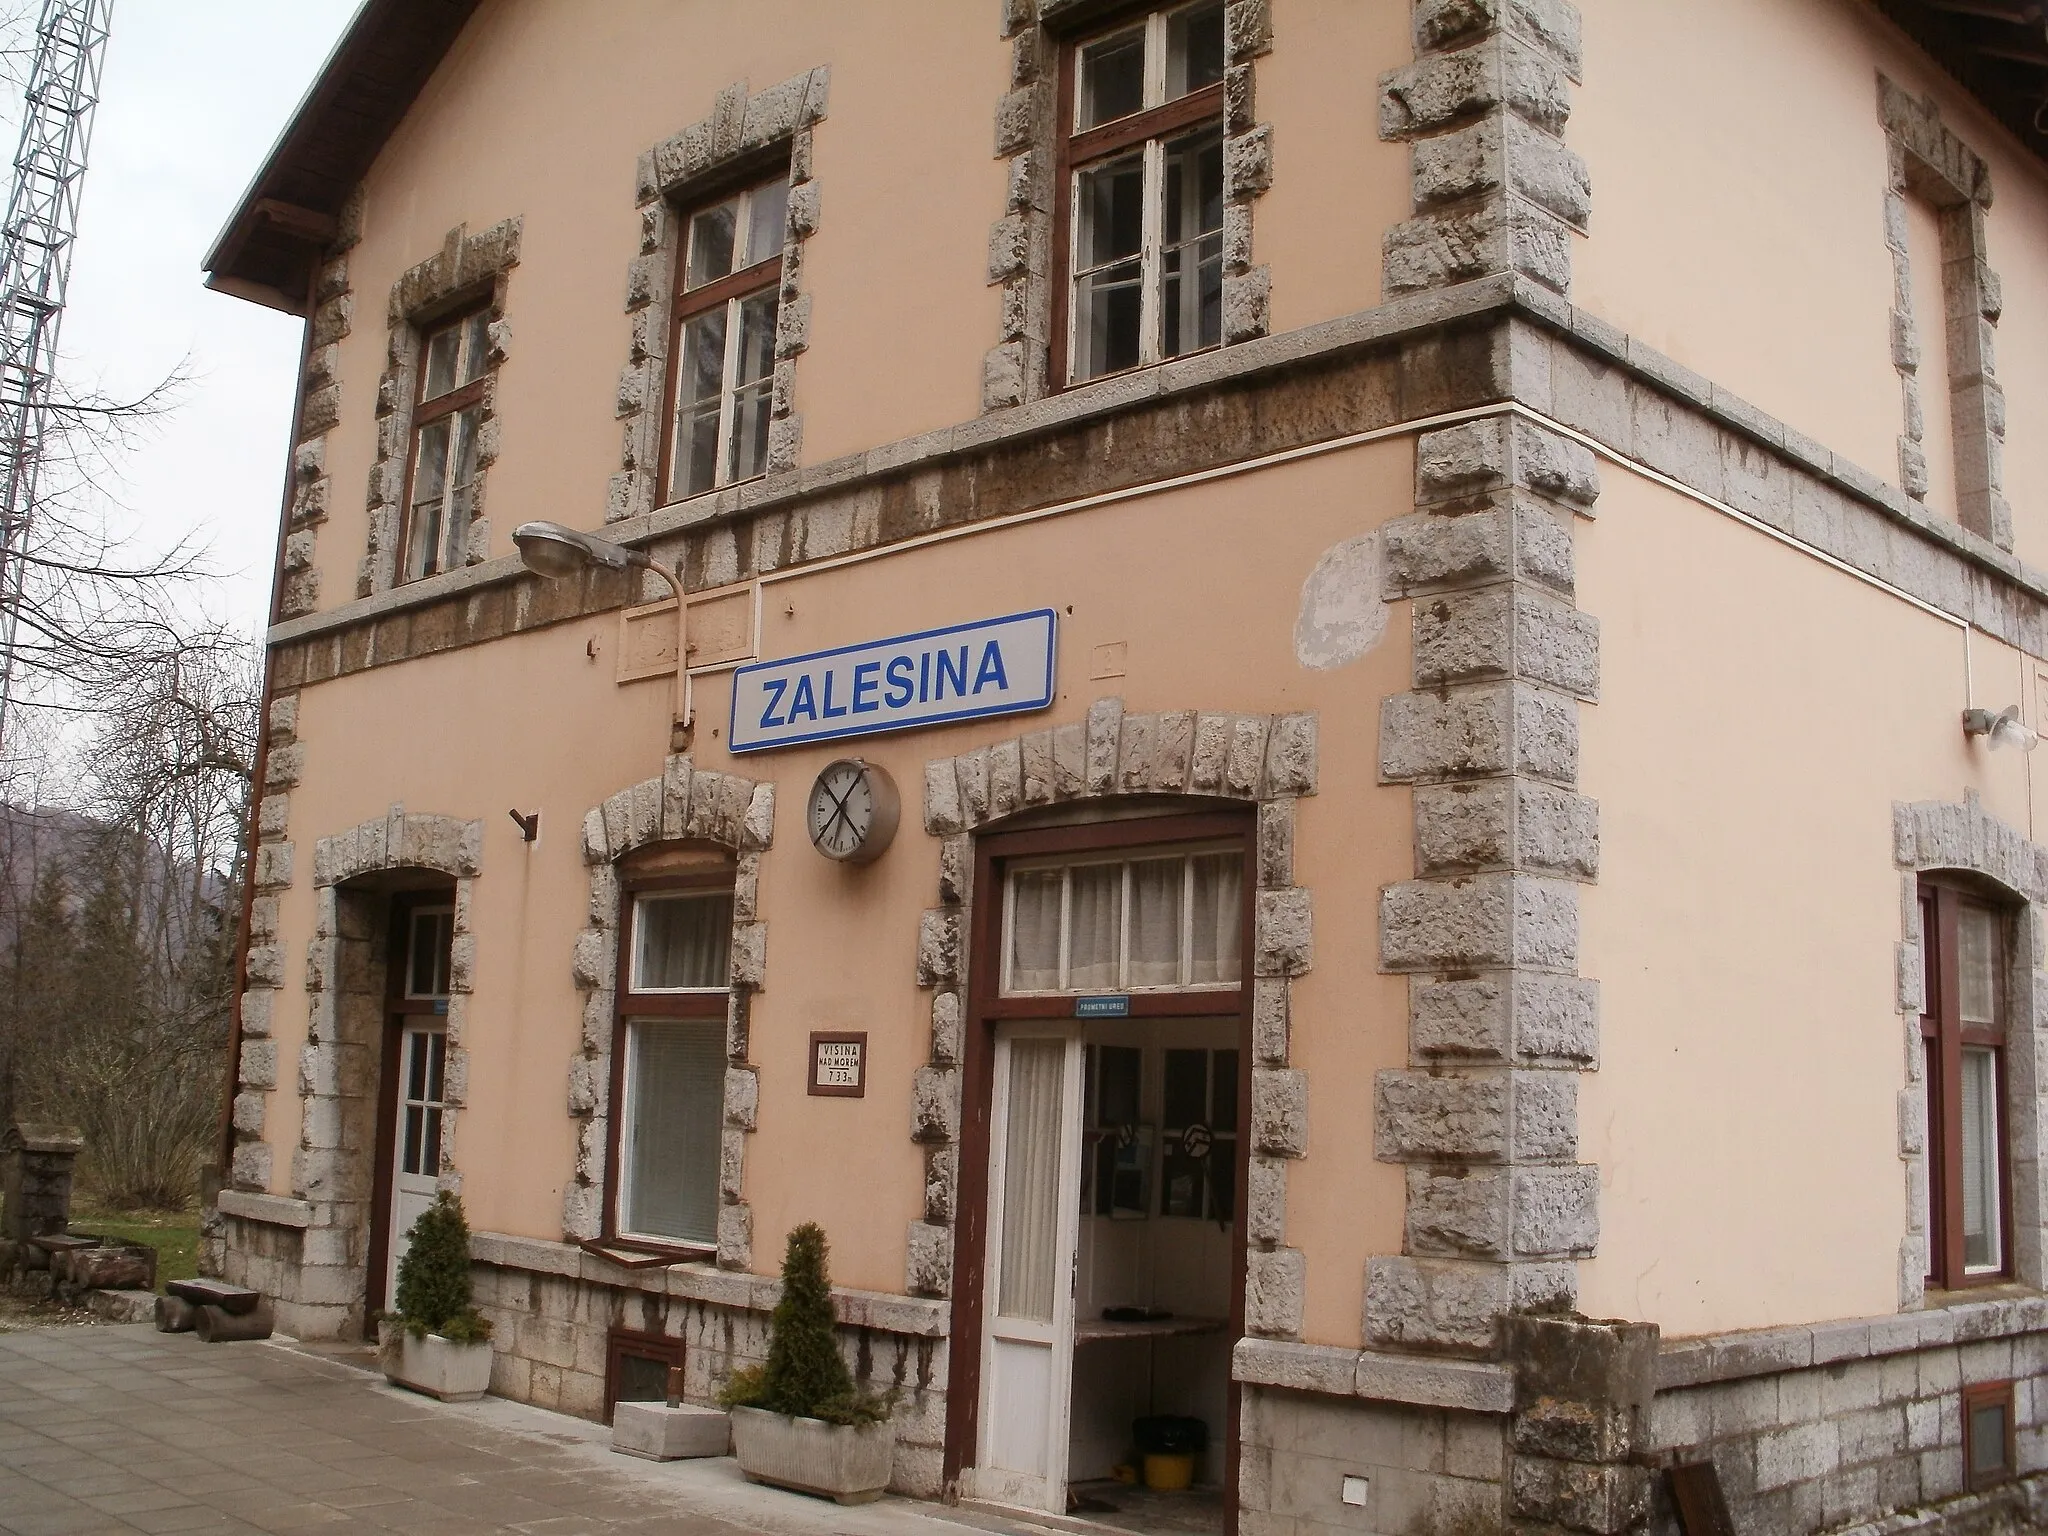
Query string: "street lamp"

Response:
xmin=513 ymin=521 xmax=692 ymax=751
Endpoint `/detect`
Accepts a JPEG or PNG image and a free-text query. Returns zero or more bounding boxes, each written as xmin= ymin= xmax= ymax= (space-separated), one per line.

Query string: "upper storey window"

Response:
xmin=1061 ymin=1 xmax=1225 ymax=385
xmin=403 ymin=309 xmax=491 ymax=583
xmin=666 ymin=174 xmax=789 ymax=502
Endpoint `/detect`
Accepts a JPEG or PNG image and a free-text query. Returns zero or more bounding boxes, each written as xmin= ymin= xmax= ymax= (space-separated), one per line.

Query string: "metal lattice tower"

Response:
xmin=0 ymin=0 xmax=112 ymax=747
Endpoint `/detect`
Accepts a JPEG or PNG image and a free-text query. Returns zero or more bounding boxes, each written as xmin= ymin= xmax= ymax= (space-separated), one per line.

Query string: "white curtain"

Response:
xmin=1128 ymin=858 xmax=1183 ymax=987
xmin=635 ymin=893 xmax=733 ymax=990
xmin=1009 ymin=869 xmax=1064 ymax=991
xmin=1959 ymin=905 xmax=1998 ymax=1024
xmin=1961 ymin=1046 xmax=2001 ymax=1271
xmin=623 ymin=1019 xmax=723 ymax=1244
xmin=1068 ymin=865 xmax=1122 ymax=990
xmin=1189 ymin=853 xmax=1242 ymax=985
xmin=998 ymin=1038 xmax=1067 ymax=1322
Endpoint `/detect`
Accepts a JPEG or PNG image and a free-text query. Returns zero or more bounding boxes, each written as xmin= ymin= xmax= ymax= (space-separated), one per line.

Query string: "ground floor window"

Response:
xmin=1920 ymin=879 xmax=2012 ymax=1287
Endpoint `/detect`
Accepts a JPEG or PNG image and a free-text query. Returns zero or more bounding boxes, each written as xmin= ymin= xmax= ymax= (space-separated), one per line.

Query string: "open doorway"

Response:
xmin=950 ymin=811 xmax=1252 ymax=1536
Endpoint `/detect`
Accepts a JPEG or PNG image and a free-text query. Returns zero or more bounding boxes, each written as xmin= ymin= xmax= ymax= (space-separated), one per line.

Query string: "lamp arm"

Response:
xmin=640 ymin=558 xmax=692 ymax=750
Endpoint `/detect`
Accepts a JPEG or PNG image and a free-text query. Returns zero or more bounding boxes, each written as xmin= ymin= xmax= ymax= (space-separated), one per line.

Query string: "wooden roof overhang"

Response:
xmin=201 ymin=0 xmax=480 ymax=316
xmin=1874 ymin=0 xmax=2048 ymax=167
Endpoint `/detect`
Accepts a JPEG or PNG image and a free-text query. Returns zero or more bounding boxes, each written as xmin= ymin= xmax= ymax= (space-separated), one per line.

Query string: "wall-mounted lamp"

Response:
xmin=1963 ymin=705 xmax=2040 ymax=753
xmin=514 ymin=521 xmax=691 ymax=752
xmin=508 ymin=809 xmax=540 ymax=842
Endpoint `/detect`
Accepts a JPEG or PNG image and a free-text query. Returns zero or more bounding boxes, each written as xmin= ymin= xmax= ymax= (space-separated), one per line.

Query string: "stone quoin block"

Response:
xmin=716 ymin=1203 xmax=752 ymax=1271
xmin=906 ymin=1221 xmax=952 ymax=1298
xmin=1381 ymin=493 xmax=1576 ymax=597
xmin=1416 ymin=415 xmax=1600 ymax=509
xmin=1509 ymin=1458 xmax=1651 ymax=1534
xmin=1380 ymin=681 xmax=1579 ymax=785
xmin=1253 ymin=887 xmax=1313 ymax=976
xmin=1246 ymin=1156 xmax=1288 ymax=1246
xmin=1404 ymin=1163 xmax=1599 ymax=1258
xmin=1251 ymin=1068 xmax=1308 ymax=1158
xmin=1379 ymin=871 xmax=1579 ymax=971
xmin=1410 ymin=971 xmax=1599 ymax=1064
xmin=1412 ymin=584 xmax=1599 ymax=699
xmin=1364 ymin=1254 xmax=1576 ymax=1354
xmin=1373 ymin=1067 xmax=1578 ymax=1164
xmin=1245 ymin=1247 xmax=1304 ymax=1339
xmin=1413 ymin=778 xmax=1599 ymax=879
xmin=1378 ymin=33 xmax=1573 ymax=140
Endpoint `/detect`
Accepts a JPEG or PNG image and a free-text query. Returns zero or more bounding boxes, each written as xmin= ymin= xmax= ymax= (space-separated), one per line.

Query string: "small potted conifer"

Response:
xmin=722 ymin=1223 xmax=895 ymax=1503
xmin=380 ymin=1191 xmax=495 ymax=1402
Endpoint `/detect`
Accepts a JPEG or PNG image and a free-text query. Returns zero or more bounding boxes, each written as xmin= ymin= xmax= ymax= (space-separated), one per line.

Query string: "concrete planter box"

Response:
xmin=611 ymin=1400 xmax=730 ymax=1460
xmin=729 ymin=1404 xmax=895 ymax=1504
xmin=380 ymin=1330 xmax=493 ymax=1402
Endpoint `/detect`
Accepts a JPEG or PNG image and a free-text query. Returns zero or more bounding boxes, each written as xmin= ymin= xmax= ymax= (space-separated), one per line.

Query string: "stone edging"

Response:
xmin=563 ymin=757 xmax=775 ymax=1269
xmin=609 ymin=70 xmax=831 ymax=526
xmin=1231 ymin=1336 xmax=1513 ymax=1414
xmin=468 ymin=1229 xmax=947 ymax=1337
xmin=1656 ymin=1290 xmax=2048 ymax=1391
xmin=910 ymin=698 xmax=1316 ymax=1343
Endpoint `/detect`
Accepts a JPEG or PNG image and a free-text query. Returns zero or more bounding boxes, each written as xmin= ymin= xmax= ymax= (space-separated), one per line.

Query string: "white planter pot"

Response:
xmin=380 ymin=1330 xmax=494 ymax=1402
xmin=729 ymin=1404 xmax=896 ymax=1504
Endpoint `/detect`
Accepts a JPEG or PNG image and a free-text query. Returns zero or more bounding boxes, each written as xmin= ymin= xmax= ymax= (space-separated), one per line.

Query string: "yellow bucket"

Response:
xmin=1143 ymin=1453 xmax=1195 ymax=1492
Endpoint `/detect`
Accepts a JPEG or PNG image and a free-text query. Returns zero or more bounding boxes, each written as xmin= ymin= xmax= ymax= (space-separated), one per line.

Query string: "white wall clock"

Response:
xmin=807 ymin=758 xmax=900 ymax=864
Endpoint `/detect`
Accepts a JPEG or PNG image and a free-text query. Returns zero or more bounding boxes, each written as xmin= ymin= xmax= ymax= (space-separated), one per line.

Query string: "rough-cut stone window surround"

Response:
xmin=564 ymin=755 xmax=776 ymax=1273
xmin=468 ymin=1229 xmax=950 ymax=1491
xmin=1879 ymin=75 xmax=2009 ymax=552
xmin=1894 ymin=793 xmax=2048 ymax=1311
xmin=913 ymin=698 xmax=1317 ymax=1345
xmin=1368 ymin=410 xmax=1603 ymax=1367
xmin=608 ymin=70 xmax=830 ymax=528
xmin=273 ymin=189 xmax=365 ymax=623
xmin=1378 ymin=0 xmax=1589 ymax=299
xmin=982 ymin=0 xmax=1274 ymax=413
xmin=359 ymin=218 xmax=522 ymax=599
xmin=265 ymin=275 xmax=2048 ymax=682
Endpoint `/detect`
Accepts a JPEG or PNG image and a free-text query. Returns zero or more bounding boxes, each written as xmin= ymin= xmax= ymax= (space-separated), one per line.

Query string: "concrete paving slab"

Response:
xmin=0 ymin=1326 xmax=1058 ymax=1536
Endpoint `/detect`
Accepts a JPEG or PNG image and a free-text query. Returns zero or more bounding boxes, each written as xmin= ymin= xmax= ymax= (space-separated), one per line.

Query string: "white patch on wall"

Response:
xmin=1293 ymin=533 xmax=1386 ymax=671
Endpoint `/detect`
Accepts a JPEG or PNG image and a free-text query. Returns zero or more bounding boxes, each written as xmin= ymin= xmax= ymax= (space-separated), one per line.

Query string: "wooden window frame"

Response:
xmin=656 ymin=170 xmax=790 ymax=508
xmin=1050 ymin=1 xmax=1226 ymax=392
xmin=1962 ymin=1379 xmax=2016 ymax=1490
xmin=602 ymin=867 xmax=734 ymax=1263
xmin=1921 ymin=877 xmax=2016 ymax=1290
xmin=396 ymin=303 xmax=492 ymax=586
xmin=364 ymin=887 xmax=458 ymax=1326
xmin=603 ymin=1325 xmax=687 ymax=1425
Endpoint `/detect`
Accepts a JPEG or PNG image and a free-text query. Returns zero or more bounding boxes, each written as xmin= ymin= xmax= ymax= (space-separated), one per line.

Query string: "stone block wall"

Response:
xmin=467 ymin=1234 xmax=948 ymax=1496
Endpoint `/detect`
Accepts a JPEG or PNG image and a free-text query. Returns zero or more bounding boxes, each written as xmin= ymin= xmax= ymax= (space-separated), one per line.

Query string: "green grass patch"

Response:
xmin=69 ymin=1204 xmax=200 ymax=1290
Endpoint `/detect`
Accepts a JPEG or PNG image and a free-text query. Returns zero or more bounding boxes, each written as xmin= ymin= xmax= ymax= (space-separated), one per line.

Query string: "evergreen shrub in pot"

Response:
xmin=380 ymin=1192 xmax=495 ymax=1402
xmin=722 ymin=1223 xmax=895 ymax=1503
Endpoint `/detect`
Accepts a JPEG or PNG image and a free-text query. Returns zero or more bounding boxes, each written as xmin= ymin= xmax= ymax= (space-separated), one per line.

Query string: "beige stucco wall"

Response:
xmin=1574 ymin=462 xmax=2045 ymax=1338
xmin=1571 ymin=0 xmax=2048 ymax=567
xmin=275 ymin=438 xmax=1416 ymax=1336
xmin=306 ymin=0 xmax=1412 ymax=623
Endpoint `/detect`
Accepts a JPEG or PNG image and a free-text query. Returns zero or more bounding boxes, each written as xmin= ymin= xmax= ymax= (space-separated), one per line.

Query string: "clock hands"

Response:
xmin=818 ymin=773 xmax=863 ymax=852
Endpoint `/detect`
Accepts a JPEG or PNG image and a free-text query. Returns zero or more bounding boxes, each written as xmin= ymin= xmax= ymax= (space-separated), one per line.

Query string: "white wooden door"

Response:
xmin=971 ymin=1026 xmax=1085 ymax=1513
xmin=386 ymin=1022 xmax=447 ymax=1304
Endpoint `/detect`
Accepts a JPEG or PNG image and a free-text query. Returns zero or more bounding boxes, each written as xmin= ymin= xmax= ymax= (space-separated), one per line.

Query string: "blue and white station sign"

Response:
xmin=728 ymin=609 xmax=1057 ymax=753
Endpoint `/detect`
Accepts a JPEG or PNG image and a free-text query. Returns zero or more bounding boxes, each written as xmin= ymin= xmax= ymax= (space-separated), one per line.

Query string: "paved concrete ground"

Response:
xmin=0 ymin=1324 xmax=1028 ymax=1536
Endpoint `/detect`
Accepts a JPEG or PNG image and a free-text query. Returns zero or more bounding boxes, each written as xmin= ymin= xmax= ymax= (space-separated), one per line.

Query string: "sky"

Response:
xmin=54 ymin=0 xmax=358 ymax=637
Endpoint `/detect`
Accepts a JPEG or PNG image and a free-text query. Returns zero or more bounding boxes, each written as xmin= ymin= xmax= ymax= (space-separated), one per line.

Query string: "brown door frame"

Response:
xmin=942 ymin=807 xmax=1256 ymax=1533
xmin=362 ymin=889 xmax=456 ymax=1331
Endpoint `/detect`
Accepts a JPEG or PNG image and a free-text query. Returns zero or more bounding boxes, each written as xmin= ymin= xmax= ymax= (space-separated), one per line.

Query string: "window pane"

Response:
xmin=1129 ymin=857 xmax=1183 ymax=987
xmin=634 ymin=893 xmax=733 ymax=990
xmin=669 ymin=309 xmax=728 ymax=501
xmin=616 ymin=1352 xmax=672 ymax=1405
xmin=744 ymin=178 xmax=789 ymax=266
xmin=406 ymin=500 xmax=443 ymax=582
xmin=1961 ymin=1045 xmax=2002 ymax=1272
xmin=407 ymin=1034 xmax=428 ymax=1101
xmin=422 ymin=325 xmax=461 ymax=400
xmin=1010 ymin=869 xmax=1064 ymax=991
xmin=426 ymin=1033 xmax=446 ymax=1103
xmin=1068 ymin=863 xmax=1123 ymax=990
xmin=1161 ymin=127 xmax=1224 ymax=359
xmin=460 ymin=310 xmax=492 ymax=387
xmin=412 ymin=417 xmax=451 ymax=506
xmin=729 ymin=290 xmax=778 ymax=482
xmin=1213 ymin=1049 xmax=1238 ymax=1134
xmin=1163 ymin=1049 xmax=1206 ymax=1128
xmin=1077 ymin=25 xmax=1146 ymax=129
xmin=409 ymin=910 xmax=452 ymax=997
xmin=622 ymin=1019 xmax=723 ymax=1244
xmin=997 ymin=1038 xmax=1068 ymax=1322
xmin=403 ymin=1107 xmax=423 ymax=1175
xmin=1078 ymin=151 xmax=1146 ymax=268
xmin=1959 ymin=904 xmax=1999 ymax=1026
xmin=1971 ymin=1402 xmax=2008 ymax=1474
xmin=1074 ymin=152 xmax=1146 ymax=381
xmin=1165 ymin=2 xmax=1226 ymax=100
xmin=422 ymin=1108 xmax=441 ymax=1177
xmin=1097 ymin=1045 xmax=1141 ymax=1127
xmin=731 ymin=382 xmax=772 ymax=483
xmin=1189 ymin=852 xmax=1243 ymax=984
xmin=687 ymin=198 xmax=739 ymax=288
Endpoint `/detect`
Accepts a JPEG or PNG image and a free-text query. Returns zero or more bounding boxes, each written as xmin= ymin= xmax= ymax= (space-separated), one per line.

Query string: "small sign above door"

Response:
xmin=1074 ymin=995 xmax=1130 ymax=1018
xmin=728 ymin=609 xmax=1056 ymax=753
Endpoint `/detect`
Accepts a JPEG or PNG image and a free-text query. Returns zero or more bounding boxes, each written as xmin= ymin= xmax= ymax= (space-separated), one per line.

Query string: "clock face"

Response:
xmin=807 ymin=759 xmax=899 ymax=863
